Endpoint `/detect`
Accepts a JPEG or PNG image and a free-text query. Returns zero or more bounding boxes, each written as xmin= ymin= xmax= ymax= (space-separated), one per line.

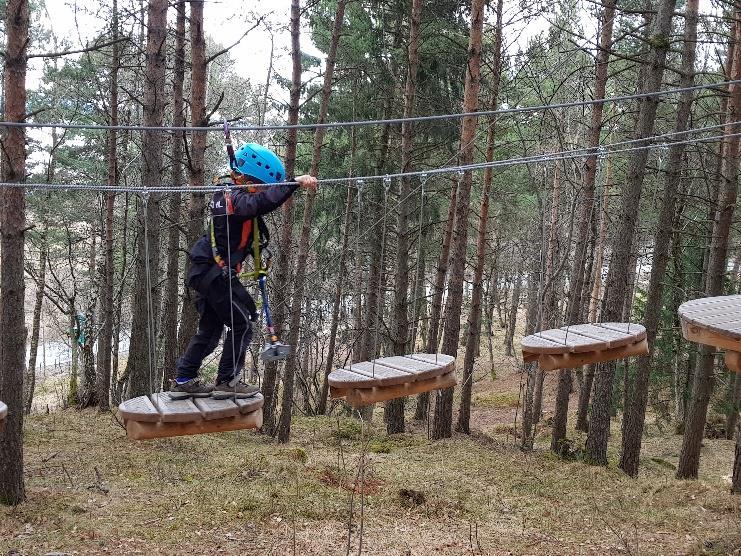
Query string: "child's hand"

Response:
xmin=295 ymin=175 xmax=318 ymax=192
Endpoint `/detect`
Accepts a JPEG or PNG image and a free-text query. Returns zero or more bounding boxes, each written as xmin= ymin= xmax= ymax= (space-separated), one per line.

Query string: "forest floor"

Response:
xmin=3 ymin=342 xmax=741 ymax=555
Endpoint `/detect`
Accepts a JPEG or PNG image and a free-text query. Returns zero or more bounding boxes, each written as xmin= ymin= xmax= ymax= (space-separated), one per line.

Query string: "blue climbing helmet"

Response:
xmin=231 ymin=143 xmax=286 ymax=185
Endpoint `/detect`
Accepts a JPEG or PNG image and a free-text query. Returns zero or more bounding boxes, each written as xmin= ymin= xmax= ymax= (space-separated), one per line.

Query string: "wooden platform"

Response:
xmin=678 ymin=295 xmax=741 ymax=373
xmin=118 ymin=393 xmax=264 ymax=440
xmin=328 ymin=353 xmax=456 ymax=408
xmin=521 ymin=322 xmax=648 ymax=371
xmin=0 ymin=401 xmax=7 ymax=432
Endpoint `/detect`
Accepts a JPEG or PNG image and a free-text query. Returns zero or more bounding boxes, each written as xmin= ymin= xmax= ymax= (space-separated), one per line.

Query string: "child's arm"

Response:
xmin=232 ymin=175 xmax=318 ymax=218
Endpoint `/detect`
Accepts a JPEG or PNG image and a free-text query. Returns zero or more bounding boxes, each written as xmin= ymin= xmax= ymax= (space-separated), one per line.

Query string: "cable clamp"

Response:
xmin=456 ymin=168 xmax=464 ymax=180
xmin=383 ymin=175 xmax=392 ymax=191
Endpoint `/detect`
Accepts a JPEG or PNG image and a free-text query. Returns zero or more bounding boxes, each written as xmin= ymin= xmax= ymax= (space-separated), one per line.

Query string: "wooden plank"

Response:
xmin=679 ymin=302 xmax=741 ymax=320
xmin=681 ymin=321 xmax=741 ymax=351
xmin=679 ymin=295 xmax=741 ymax=316
xmin=193 ymin=397 xmax=240 ymax=421
xmin=149 ymin=393 xmax=201 ymax=423
xmin=533 ymin=329 xmax=606 ymax=353
xmin=537 ymin=339 xmax=649 ymax=371
xmin=559 ymin=324 xmax=634 ymax=349
xmin=520 ymin=334 xmax=570 ymax=354
xmin=408 ymin=353 xmax=455 ymax=366
xmin=335 ymin=361 xmax=415 ymax=386
xmin=377 ymin=355 xmax=453 ymax=381
xmin=595 ymin=322 xmax=646 ymax=339
xmin=682 ymin=312 xmax=741 ymax=327
xmin=326 ymin=368 xmax=381 ymax=388
xmin=126 ymin=409 xmax=263 ymax=440
xmin=234 ymin=394 xmax=264 ymax=415
xmin=119 ymin=395 xmax=161 ymax=423
xmin=332 ymin=372 xmax=457 ymax=408
xmin=0 ymin=401 xmax=6 ymax=431
xmin=724 ymin=351 xmax=741 ymax=373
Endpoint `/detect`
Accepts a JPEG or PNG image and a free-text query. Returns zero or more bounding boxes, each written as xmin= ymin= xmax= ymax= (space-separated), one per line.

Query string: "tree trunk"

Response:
xmin=25 ymin=225 xmax=48 ymax=414
xmin=503 ymin=261 xmax=523 ymax=357
xmin=432 ymin=0 xmax=486 ymax=440
xmin=277 ymin=0 xmax=345 ymax=442
xmin=551 ymin=0 xmax=616 ymax=455
xmin=263 ymin=0 xmax=303 ymax=435
xmin=456 ymin=0 xmax=504 ymax=435
xmin=386 ymin=0 xmax=423 ymax=435
xmin=317 ymin=186 xmax=354 ymax=415
xmin=678 ymin=12 xmax=741 ymax=480
xmin=619 ymin=0 xmax=699 ymax=477
xmin=177 ymin=0 xmax=207 ymax=363
xmin=97 ymin=0 xmax=119 ymax=412
xmin=79 ymin=233 xmax=99 ymax=408
xmin=415 ymin=180 xmax=457 ymax=420
xmin=521 ymin=240 xmax=542 ymax=450
xmin=586 ymin=0 xmax=677 ymax=465
xmin=124 ymin=0 xmax=167 ymax=399
xmin=576 ymin=157 xmax=613 ymax=431
xmin=0 ymin=0 xmax=28 ymax=506
xmin=160 ymin=0 xmax=186 ymax=390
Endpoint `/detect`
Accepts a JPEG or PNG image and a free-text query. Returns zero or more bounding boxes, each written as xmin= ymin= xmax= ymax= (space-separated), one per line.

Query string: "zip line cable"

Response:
xmin=1 ymin=79 xmax=739 ymax=133
xmin=6 ymin=123 xmax=741 ymax=194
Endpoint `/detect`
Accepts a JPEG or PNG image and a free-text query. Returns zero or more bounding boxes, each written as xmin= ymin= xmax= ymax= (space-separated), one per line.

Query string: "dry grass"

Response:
xmin=3 ymin=324 xmax=741 ymax=554
xmin=2 ymin=400 xmax=740 ymax=555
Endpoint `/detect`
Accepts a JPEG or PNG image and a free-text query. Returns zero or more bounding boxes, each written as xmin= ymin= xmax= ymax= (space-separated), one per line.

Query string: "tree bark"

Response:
xmin=317 ymin=186 xmax=354 ymax=415
xmin=0 ymin=0 xmax=28 ymax=506
xmin=456 ymin=0 xmax=504 ymax=434
xmin=619 ymin=0 xmax=699 ymax=477
xmin=432 ymin=0 xmax=486 ymax=440
xmin=503 ymin=260 xmax=523 ymax=357
xmin=263 ymin=0 xmax=303 ymax=435
xmin=415 ymin=180 xmax=458 ymax=420
xmin=586 ymin=0 xmax=677 ymax=465
xmin=278 ymin=0 xmax=346 ymax=442
xmin=25 ymin=225 xmax=48 ymax=414
xmin=124 ymin=0 xmax=167 ymax=398
xmin=551 ymin=0 xmax=616 ymax=454
xmin=177 ymin=0 xmax=207 ymax=362
xmin=386 ymin=0 xmax=423 ymax=434
xmin=96 ymin=0 xmax=119 ymax=412
xmin=160 ymin=0 xmax=186 ymax=390
xmin=678 ymin=11 xmax=741 ymax=480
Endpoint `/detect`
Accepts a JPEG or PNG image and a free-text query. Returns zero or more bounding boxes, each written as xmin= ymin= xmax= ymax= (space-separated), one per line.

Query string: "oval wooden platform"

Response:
xmin=118 ymin=393 xmax=264 ymax=440
xmin=0 ymin=401 xmax=7 ymax=431
xmin=328 ymin=353 xmax=456 ymax=408
xmin=678 ymin=295 xmax=741 ymax=373
xmin=521 ymin=322 xmax=648 ymax=371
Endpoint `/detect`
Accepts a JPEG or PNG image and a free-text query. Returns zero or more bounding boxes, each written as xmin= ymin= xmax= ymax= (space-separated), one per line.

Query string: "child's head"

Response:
xmin=231 ymin=144 xmax=285 ymax=190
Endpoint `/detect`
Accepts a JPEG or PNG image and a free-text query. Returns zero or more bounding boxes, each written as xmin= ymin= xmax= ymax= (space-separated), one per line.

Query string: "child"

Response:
xmin=169 ymin=143 xmax=317 ymax=400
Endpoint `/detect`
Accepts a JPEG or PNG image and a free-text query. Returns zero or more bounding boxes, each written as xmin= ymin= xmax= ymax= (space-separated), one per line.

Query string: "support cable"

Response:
xmin=2 ymin=80 xmax=738 ymax=133
xmin=6 ymin=124 xmax=739 ymax=194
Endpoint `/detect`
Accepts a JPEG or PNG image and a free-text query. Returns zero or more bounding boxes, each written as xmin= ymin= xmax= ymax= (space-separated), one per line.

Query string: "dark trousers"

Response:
xmin=176 ymin=272 xmax=254 ymax=384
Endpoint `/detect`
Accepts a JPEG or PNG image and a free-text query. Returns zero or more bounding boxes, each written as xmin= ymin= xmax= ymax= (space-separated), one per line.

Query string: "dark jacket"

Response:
xmin=187 ymin=181 xmax=298 ymax=287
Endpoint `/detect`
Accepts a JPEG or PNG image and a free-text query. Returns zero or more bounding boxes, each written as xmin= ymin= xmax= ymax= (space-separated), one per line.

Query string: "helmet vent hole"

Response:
xmin=252 ymin=154 xmax=257 ymax=158
xmin=257 ymin=162 xmax=262 ymax=166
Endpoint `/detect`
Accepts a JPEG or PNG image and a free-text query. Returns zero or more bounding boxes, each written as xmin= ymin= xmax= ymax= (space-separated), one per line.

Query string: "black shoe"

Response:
xmin=168 ymin=378 xmax=214 ymax=400
xmin=212 ymin=377 xmax=260 ymax=399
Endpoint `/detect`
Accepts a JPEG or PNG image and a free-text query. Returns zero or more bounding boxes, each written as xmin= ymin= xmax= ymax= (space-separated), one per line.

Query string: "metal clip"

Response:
xmin=420 ymin=172 xmax=428 ymax=184
xmin=597 ymin=146 xmax=607 ymax=160
xmin=383 ymin=175 xmax=392 ymax=191
xmin=356 ymin=179 xmax=365 ymax=193
xmin=456 ymin=168 xmax=464 ymax=180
